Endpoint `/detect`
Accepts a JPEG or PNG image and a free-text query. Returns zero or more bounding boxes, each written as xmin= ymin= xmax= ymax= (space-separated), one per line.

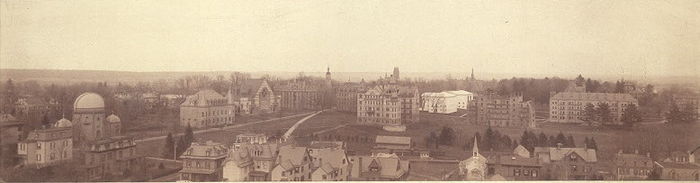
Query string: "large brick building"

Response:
xmin=672 ymin=94 xmax=700 ymax=120
xmin=357 ymin=84 xmax=420 ymax=127
xmin=335 ymin=81 xmax=368 ymax=113
xmin=549 ymin=92 xmax=638 ymax=125
xmin=470 ymin=94 xmax=535 ymax=128
xmin=180 ymin=89 xmax=236 ymax=128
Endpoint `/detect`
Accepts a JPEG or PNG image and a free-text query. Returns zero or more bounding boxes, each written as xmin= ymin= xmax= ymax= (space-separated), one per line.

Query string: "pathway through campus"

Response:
xmin=136 ymin=111 xmax=316 ymax=143
xmin=282 ymin=110 xmax=325 ymax=141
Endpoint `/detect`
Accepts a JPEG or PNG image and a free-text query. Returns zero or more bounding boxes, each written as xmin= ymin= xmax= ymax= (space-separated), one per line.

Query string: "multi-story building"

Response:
xmin=180 ymin=89 xmax=235 ymax=128
xmin=533 ymin=145 xmax=598 ymax=180
xmin=614 ymin=150 xmax=653 ymax=180
xmin=653 ymin=151 xmax=700 ymax=181
xmin=421 ymin=90 xmax=474 ymax=114
xmin=1 ymin=114 xmax=22 ymax=167
xmin=13 ymin=97 xmax=50 ymax=118
xmin=233 ymin=133 xmax=268 ymax=146
xmin=549 ymin=92 xmax=638 ymax=125
xmin=348 ymin=153 xmax=409 ymax=181
xmin=277 ymin=81 xmax=326 ymax=111
xmin=672 ymin=94 xmax=700 ymax=120
xmin=421 ymin=92 xmax=458 ymax=114
xmin=270 ymin=145 xmax=313 ymax=181
xmin=230 ymin=79 xmax=278 ymax=115
xmin=482 ymin=145 xmax=543 ymax=181
xmin=179 ymin=141 xmax=229 ymax=182
xmin=471 ymin=94 xmax=535 ymax=128
xmin=79 ymin=135 xmax=139 ymax=180
xmin=308 ymin=146 xmax=350 ymax=181
xmin=224 ymin=142 xmax=280 ymax=181
xmin=335 ymin=82 xmax=368 ymax=113
xmin=17 ymin=118 xmax=72 ymax=168
xmin=357 ymin=84 xmax=420 ymax=127
xmin=69 ymin=92 xmax=140 ymax=181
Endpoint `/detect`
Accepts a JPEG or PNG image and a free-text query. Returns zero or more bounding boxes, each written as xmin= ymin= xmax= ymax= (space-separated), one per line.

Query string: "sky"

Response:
xmin=1 ymin=0 xmax=698 ymax=78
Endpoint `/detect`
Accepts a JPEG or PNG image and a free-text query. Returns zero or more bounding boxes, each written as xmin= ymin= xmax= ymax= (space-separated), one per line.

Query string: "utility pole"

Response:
xmin=173 ymin=139 xmax=177 ymax=160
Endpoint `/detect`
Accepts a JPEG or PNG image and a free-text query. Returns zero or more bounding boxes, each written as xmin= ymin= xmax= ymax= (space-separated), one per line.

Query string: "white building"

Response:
xmin=421 ymin=92 xmax=457 ymax=114
xmin=446 ymin=90 xmax=474 ymax=109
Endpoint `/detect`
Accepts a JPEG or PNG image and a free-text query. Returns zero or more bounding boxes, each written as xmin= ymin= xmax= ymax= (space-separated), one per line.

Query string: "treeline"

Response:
xmin=461 ymin=128 xmax=599 ymax=153
xmin=162 ymin=124 xmax=195 ymax=159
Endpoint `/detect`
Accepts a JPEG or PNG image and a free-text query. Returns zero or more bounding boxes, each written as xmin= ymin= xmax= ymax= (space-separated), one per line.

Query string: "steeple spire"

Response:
xmin=471 ymin=68 xmax=475 ymax=80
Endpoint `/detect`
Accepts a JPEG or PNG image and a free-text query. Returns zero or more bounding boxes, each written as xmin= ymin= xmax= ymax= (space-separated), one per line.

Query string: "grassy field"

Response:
xmin=136 ymin=114 xmax=307 ymax=158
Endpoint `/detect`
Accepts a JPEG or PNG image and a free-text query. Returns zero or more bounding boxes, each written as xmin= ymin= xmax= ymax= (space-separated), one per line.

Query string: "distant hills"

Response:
xmin=0 ymin=69 xmax=696 ymax=86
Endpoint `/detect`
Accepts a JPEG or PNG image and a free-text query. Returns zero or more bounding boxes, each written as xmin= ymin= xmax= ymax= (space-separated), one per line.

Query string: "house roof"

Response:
xmin=233 ymin=79 xmax=267 ymax=98
xmin=536 ymin=147 xmax=597 ymax=162
xmin=238 ymin=143 xmax=279 ymax=159
xmin=180 ymin=141 xmax=228 ymax=159
xmin=445 ymin=90 xmax=473 ymax=96
xmin=375 ymin=136 xmax=411 ymax=145
xmin=355 ymin=155 xmax=408 ymax=179
xmin=495 ymin=155 xmax=541 ymax=167
xmin=315 ymin=148 xmax=347 ymax=170
xmin=656 ymin=161 xmax=700 ymax=169
xmin=277 ymin=146 xmax=308 ymax=170
xmin=225 ymin=149 xmax=253 ymax=168
xmin=181 ymin=89 xmax=227 ymax=107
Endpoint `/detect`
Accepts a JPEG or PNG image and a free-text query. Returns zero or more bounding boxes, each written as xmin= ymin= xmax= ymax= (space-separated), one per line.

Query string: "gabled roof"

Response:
xmin=234 ymin=79 xmax=268 ymax=98
xmin=537 ymin=147 xmax=597 ymax=162
xmin=180 ymin=141 xmax=228 ymax=159
xmin=276 ymin=146 xmax=308 ymax=170
xmin=181 ymin=89 xmax=227 ymax=107
xmin=314 ymin=148 xmax=347 ymax=170
xmin=355 ymin=155 xmax=408 ymax=179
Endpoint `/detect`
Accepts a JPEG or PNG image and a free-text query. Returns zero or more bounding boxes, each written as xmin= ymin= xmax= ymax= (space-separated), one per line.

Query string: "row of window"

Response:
xmin=513 ymin=169 xmax=538 ymax=177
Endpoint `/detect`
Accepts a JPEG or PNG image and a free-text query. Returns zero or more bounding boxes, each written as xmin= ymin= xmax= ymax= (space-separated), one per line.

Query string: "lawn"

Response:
xmin=136 ymin=115 xmax=307 ymax=158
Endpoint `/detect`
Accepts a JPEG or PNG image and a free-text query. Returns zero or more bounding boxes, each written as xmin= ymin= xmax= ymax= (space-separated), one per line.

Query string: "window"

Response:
xmin=514 ymin=169 xmax=520 ymax=176
xmin=37 ymin=154 xmax=42 ymax=161
xmin=571 ymin=165 xmax=578 ymax=172
xmin=524 ymin=170 xmax=530 ymax=176
xmin=532 ymin=170 xmax=538 ymax=177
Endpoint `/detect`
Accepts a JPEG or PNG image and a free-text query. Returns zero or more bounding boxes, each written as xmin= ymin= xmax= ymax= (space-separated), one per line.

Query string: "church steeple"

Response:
xmin=470 ymin=68 xmax=475 ymax=80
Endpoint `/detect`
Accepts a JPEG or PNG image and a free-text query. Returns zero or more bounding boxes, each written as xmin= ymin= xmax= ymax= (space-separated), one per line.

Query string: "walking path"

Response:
xmin=282 ymin=110 xmax=324 ymax=141
xmin=136 ymin=111 xmax=316 ymax=143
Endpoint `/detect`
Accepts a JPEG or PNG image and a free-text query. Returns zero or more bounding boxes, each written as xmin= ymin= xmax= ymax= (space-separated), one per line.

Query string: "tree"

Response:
xmin=596 ymin=103 xmax=612 ymax=124
xmin=537 ymin=132 xmax=547 ymax=147
xmin=582 ymin=103 xmax=597 ymax=125
xmin=438 ymin=126 xmax=456 ymax=146
xmin=584 ymin=137 xmax=590 ymax=148
xmin=555 ymin=132 xmax=566 ymax=146
xmin=162 ymin=133 xmax=174 ymax=159
xmin=183 ymin=123 xmax=194 ymax=150
xmin=666 ymin=103 xmax=688 ymax=124
xmin=176 ymin=136 xmax=187 ymax=158
xmin=566 ymin=135 xmax=576 ymax=147
xmin=41 ymin=114 xmax=51 ymax=127
xmin=428 ymin=132 xmax=439 ymax=149
xmin=621 ymin=104 xmax=643 ymax=128
xmin=615 ymin=80 xmax=625 ymax=93
xmin=589 ymin=137 xmax=598 ymax=150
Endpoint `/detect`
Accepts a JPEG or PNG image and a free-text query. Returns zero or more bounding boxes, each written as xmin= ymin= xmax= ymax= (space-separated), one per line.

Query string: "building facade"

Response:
xmin=471 ymin=94 xmax=535 ymax=128
xmin=348 ymin=154 xmax=409 ymax=181
xmin=17 ymin=118 xmax=73 ymax=168
xmin=335 ymin=82 xmax=368 ymax=113
xmin=549 ymin=92 xmax=638 ymax=125
xmin=69 ymin=92 xmax=140 ymax=181
xmin=483 ymin=145 xmax=543 ymax=181
xmin=277 ymin=80 xmax=326 ymax=111
xmin=179 ymin=141 xmax=229 ymax=182
xmin=672 ymin=94 xmax=700 ymax=120
xmin=421 ymin=92 xmax=458 ymax=114
xmin=309 ymin=147 xmax=350 ymax=181
xmin=533 ymin=146 xmax=598 ymax=180
xmin=614 ymin=150 xmax=653 ymax=180
xmin=224 ymin=142 xmax=280 ymax=181
xmin=230 ymin=79 xmax=278 ymax=115
xmin=180 ymin=89 xmax=235 ymax=128
xmin=270 ymin=146 xmax=312 ymax=181
xmin=357 ymin=84 xmax=420 ymax=127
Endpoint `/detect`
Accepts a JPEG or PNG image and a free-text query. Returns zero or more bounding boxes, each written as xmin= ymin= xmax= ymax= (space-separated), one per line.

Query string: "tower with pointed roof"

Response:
xmin=471 ymin=68 xmax=475 ymax=80
xmin=459 ymin=135 xmax=486 ymax=180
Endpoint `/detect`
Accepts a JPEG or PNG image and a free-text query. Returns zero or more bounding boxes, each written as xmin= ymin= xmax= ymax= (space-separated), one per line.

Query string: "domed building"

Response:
xmin=72 ymin=92 xmax=107 ymax=142
xmin=105 ymin=114 xmax=121 ymax=137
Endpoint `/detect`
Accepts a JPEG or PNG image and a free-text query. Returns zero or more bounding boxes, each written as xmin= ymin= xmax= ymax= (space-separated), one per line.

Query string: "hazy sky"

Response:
xmin=1 ymin=0 xmax=698 ymax=77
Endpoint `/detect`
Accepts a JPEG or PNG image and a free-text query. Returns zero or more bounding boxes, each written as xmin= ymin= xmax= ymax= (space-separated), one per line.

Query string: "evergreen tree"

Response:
xmin=622 ymin=104 xmax=643 ymax=127
xmin=162 ymin=133 xmax=174 ymax=159
xmin=596 ymin=103 xmax=613 ymax=124
xmin=666 ymin=103 xmax=686 ymax=124
xmin=429 ymin=132 xmax=439 ymax=149
xmin=555 ymin=132 xmax=566 ymax=146
xmin=41 ymin=114 xmax=50 ymax=127
xmin=538 ymin=132 xmax=548 ymax=147
xmin=582 ymin=103 xmax=597 ymax=125
xmin=584 ymin=137 xmax=591 ymax=148
xmin=589 ymin=137 xmax=598 ymax=150
xmin=176 ymin=136 xmax=187 ymax=157
xmin=183 ymin=123 xmax=194 ymax=150
xmin=566 ymin=135 xmax=576 ymax=147
xmin=438 ymin=126 xmax=456 ymax=146
xmin=548 ymin=135 xmax=557 ymax=147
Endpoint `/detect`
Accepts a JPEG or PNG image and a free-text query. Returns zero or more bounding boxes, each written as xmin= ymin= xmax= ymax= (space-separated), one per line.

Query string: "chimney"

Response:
xmin=556 ymin=143 xmax=562 ymax=150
